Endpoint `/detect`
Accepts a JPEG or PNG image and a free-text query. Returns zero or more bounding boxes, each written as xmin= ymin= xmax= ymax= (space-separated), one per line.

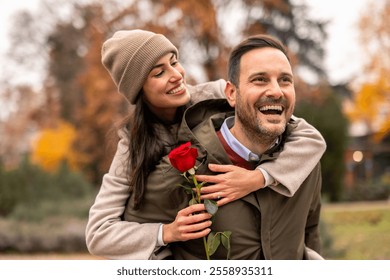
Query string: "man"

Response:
xmin=170 ymin=34 xmax=323 ymax=259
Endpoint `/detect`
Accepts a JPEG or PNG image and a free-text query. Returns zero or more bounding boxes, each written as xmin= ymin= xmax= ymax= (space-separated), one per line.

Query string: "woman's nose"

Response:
xmin=169 ymin=66 xmax=183 ymax=82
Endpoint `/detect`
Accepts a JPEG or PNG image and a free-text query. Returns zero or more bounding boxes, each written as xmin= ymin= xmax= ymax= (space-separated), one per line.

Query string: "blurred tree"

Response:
xmin=0 ymin=85 xmax=41 ymax=169
xmin=348 ymin=0 xmax=390 ymax=141
xmin=295 ymin=85 xmax=349 ymax=202
xmin=101 ymin=0 xmax=327 ymax=82
xmin=5 ymin=1 xmax=125 ymax=183
xmin=46 ymin=22 xmax=85 ymax=124
xmin=237 ymin=0 xmax=327 ymax=78
xmin=73 ymin=3 xmax=127 ymax=183
xmin=6 ymin=0 xmax=89 ymax=126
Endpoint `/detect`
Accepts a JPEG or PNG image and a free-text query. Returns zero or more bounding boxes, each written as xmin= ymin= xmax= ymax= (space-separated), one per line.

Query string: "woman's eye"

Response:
xmin=154 ymin=70 xmax=164 ymax=77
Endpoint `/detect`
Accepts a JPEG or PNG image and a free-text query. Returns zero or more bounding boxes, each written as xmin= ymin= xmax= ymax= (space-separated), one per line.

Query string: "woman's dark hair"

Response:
xmin=123 ymin=93 xmax=184 ymax=210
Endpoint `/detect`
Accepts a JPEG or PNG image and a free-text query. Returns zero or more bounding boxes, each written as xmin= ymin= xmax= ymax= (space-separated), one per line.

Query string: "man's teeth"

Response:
xmin=259 ymin=105 xmax=283 ymax=112
xmin=167 ymin=84 xmax=185 ymax=94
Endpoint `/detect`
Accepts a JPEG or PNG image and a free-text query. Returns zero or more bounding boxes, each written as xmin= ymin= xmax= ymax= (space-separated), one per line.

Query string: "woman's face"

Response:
xmin=142 ymin=52 xmax=190 ymax=122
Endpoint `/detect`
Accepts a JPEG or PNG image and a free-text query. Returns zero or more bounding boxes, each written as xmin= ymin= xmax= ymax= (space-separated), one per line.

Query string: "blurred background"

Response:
xmin=0 ymin=0 xmax=389 ymax=260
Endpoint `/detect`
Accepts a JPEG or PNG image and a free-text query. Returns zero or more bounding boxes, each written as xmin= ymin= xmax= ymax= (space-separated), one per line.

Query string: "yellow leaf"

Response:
xmin=31 ymin=120 xmax=77 ymax=172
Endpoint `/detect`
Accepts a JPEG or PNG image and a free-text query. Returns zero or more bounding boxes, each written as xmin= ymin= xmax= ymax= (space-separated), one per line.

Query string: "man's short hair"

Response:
xmin=228 ymin=34 xmax=289 ymax=86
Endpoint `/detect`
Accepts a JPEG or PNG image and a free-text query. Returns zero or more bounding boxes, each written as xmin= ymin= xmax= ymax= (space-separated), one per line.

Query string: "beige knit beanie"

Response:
xmin=101 ymin=29 xmax=178 ymax=104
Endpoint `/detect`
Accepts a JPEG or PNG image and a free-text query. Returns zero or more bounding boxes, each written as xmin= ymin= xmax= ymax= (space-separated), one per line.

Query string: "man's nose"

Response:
xmin=266 ymin=81 xmax=283 ymax=98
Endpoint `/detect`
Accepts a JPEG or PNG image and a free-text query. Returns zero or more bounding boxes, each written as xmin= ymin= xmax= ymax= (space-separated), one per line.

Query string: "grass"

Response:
xmin=1 ymin=200 xmax=389 ymax=260
xmin=321 ymin=200 xmax=390 ymax=260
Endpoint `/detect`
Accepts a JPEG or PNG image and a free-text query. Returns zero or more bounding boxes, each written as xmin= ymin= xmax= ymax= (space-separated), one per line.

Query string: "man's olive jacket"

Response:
xmin=86 ymin=85 xmax=324 ymax=259
xmin=169 ymin=99 xmax=322 ymax=259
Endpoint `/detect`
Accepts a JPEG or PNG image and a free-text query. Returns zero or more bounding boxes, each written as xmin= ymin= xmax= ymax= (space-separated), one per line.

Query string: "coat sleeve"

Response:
xmin=261 ymin=116 xmax=326 ymax=197
xmin=187 ymin=79 xmax=227 ymax=104
xmin=304 ymin=163 xmax=323 ymax=255
xmin=85 ymin=129 xmax=167 ymax=260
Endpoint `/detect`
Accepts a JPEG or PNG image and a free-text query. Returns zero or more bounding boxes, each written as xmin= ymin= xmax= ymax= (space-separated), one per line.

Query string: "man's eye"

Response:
xmin=280 ymin=76 xmax=293 ymax=84
xmin=253 ymin=77 xmax=267 ymax=83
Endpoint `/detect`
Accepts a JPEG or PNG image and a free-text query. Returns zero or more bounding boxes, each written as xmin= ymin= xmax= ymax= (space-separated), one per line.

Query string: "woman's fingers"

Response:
xmin=177 ymin=203 xmax=206 ymax=216
xmin=164 ymin=204 xmax=212 ymax=243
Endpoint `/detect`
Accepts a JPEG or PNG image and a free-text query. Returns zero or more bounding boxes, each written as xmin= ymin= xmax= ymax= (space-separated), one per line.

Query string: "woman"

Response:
xmin=85 ymin=29 xmax=326 ymax=259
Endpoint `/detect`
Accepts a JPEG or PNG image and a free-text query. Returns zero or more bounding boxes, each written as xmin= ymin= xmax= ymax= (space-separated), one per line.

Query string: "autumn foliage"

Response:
xmin=31 ymin=121 xmax=78 ymax=172
xmin=347 ymin=0 xmax=390 ymax=141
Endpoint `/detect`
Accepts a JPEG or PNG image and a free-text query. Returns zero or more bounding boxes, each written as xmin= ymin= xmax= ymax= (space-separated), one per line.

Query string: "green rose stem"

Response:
xmin=192 ymin=173 xmax=210 ymax=260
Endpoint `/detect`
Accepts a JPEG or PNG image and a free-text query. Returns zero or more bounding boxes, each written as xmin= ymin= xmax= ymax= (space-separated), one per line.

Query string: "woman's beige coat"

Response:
xmin=85 ymin=81 xmax=326 ymax=259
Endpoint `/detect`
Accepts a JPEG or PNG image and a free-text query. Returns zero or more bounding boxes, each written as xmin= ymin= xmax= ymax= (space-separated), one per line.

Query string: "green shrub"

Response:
xmin=0 ymin=217 xmax=88 ymax=253
xmin=342 ymin=176 xmax=390 ymax=202
xmin=0 ymin=156 xmax=95 ymax=220
xmin=0 ymin=156 xmax=97 ymax=253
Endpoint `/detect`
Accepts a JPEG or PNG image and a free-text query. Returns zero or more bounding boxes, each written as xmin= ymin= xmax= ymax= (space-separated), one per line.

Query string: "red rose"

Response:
xmin=168 ymin=142 xmax=198 ymax=173
xmin=168 ymin=141 xmax=229 ymax=260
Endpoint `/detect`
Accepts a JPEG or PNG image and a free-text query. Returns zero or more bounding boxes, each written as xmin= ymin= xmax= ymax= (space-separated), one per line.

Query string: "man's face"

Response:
xmin=227 ymin=47 xmax=295 ymax=142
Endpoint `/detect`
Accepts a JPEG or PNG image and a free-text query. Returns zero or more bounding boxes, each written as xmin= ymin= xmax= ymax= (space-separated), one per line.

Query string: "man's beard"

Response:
xmin=235 ymin=90 xmax=287 ymax=146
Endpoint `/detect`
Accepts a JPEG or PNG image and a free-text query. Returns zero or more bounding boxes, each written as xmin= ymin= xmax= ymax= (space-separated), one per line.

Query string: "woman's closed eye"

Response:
xmin=153 ymin=61 xmax=179 ymax=77
xmin=154 ymin=70 xmax=164 ymax=77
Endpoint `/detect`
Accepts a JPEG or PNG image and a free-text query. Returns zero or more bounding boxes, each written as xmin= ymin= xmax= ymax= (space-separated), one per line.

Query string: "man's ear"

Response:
xmin=224 ymin=81 xmax=237 ymax=107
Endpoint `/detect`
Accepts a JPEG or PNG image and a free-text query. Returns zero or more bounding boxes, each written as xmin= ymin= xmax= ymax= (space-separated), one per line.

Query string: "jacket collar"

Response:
xmin=179 ymin=98 xmax=297 ymax=163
